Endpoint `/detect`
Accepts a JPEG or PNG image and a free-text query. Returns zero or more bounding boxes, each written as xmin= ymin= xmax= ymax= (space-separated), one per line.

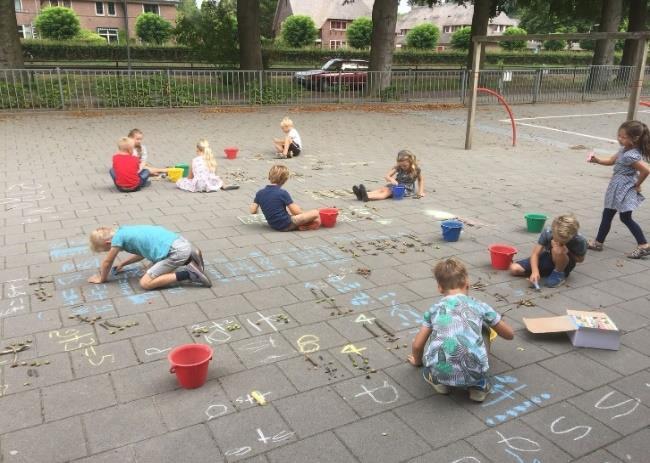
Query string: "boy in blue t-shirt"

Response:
xmin=409 ymin=258 xmax=514 ymax=402
xmin=510 ymin=214 xmax=587 ymax=288
xmin=250 ymin=164 xmax=320 ymax=231
xmin=88 ymin=225 xmax=211 ymax=290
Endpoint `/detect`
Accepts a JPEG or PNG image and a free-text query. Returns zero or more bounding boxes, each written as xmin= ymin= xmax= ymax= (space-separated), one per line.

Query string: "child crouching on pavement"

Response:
xmin=88 ymin=224 xmax=211 ymax=290
xmin=408 ymin=258 xmax=514 ymax=402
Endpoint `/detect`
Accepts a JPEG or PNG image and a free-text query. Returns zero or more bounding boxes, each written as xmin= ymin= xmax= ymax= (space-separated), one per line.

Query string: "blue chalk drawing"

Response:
xmin=61 ymin=288 xmax=81 ymax=306
xmin=127 ymin=292 xmax=157 ymax=305
xmin=76 ymin=257 xmax=100 ymax=271
xmin=49 ymin=246 xmax=90 ymax=261
xmin=484 ymin=375 xmax=552 ymax=426
xmin=56 ymin=274 xmax=85 ymax=286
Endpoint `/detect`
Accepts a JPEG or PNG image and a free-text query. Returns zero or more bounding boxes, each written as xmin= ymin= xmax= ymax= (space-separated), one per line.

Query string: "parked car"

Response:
xmin=294 ymin=59 xmax=369 ymax=91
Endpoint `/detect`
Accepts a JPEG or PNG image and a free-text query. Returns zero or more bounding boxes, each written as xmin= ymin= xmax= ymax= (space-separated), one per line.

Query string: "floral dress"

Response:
xmin=176 ymin=156 xmax=223 ymax=192
xmin=603 ymin=148 xmax=644 ymax=212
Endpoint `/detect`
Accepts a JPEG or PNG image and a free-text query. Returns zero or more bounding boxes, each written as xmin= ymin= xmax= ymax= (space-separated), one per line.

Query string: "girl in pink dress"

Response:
xmin=177 ymin=139 xmax=224 ymax=193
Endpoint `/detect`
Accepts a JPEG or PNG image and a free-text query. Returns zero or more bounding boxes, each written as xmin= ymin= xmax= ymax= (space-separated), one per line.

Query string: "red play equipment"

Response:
xmin=477 ymin=87 xmax=517 ymax=147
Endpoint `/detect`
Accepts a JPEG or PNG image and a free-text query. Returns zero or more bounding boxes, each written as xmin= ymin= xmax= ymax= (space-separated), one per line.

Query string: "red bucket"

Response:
xmin=488 ymin=244 xmax=518 ymax=270
xmin=319 ymin=208 xmax=339 ymax=228
xmin=224 ymin=147 xmax=239 ymax=160
xmin=168 ymin=344 xmax=213 ymax=389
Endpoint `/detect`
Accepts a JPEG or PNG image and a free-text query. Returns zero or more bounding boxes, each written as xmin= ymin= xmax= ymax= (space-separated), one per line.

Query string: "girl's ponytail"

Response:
xmin=640 ymin=123 xmax=650 ymax=162
xmin=620 ymin=120 xmax=650 ymax=161
xmin=197 ymin=139 xmax=217 ymax=173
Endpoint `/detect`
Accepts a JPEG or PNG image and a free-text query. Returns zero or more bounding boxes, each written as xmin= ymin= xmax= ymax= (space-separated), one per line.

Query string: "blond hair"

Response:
xmin=551 ymin=214 xmax=580 ymax=244
xmin=433 ymin=258 xmax=469 ymax=292
xmin=396 ymin=149 xmax=419 ymax=177
xmin=280 ymin=117 xmax=294 ymax=129
xmin=268 ymin=164 xmax=290 ymax=185
xmin=89 ymin=227 xmax=114 ymax=253
xmin=197 ymin=139 xmax=217 ymax=173
xmin=117 ymin=137 xmax=133 ymax=153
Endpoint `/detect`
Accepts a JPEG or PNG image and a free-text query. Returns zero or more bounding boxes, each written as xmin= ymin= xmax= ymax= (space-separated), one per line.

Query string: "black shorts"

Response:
xmin=515 ymin=251 xmax=577 ymax=277
xmin=288 ymin=142 xmax=301 ymax=157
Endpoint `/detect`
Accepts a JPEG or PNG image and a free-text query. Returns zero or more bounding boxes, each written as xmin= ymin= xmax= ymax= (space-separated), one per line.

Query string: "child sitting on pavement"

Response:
xmin=128 ymin=128 xmax=167 ymax=176
xmin=273 ymin=117 xmax=302 ymax=159
xmin=352 ymin=150 xmax=424 ymax=201
xmin=408 ymin=258 xmax=514 ymax=403
xmin=250 ymin=164 xmax=320 ymax=231
xmin=110 ymin=137 xmax=150 ymax=192
xmin=88 ymin=224 xmax=211 ymax=290
xmin=510 ymin=213 xmax=587 ymax=288
xmin=176 ymin=139 xmax=224 ymax=192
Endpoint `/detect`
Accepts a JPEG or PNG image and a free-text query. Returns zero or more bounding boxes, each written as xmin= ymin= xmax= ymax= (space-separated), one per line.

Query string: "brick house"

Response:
xmin=396 ymin=3 xmax=518 ymax=50
xmin=14 ymin=0 xmax=179 ymax=42
xmin=272 ymin=0 xmax=373 ymax=49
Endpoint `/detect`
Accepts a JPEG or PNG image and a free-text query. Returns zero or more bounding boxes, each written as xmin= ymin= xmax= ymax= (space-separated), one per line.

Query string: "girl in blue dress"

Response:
xmin=588 ymin=120 xmax=650 ymax=258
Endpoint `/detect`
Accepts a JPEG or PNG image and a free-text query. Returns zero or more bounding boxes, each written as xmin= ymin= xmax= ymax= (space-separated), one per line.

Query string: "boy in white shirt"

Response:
xmin=273 ymin=117 xmax=302 ymax=158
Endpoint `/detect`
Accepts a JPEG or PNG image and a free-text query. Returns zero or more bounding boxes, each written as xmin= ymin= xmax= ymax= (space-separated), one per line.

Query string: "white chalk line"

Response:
xmin=499 ymin=110 xmax=650 ymax=122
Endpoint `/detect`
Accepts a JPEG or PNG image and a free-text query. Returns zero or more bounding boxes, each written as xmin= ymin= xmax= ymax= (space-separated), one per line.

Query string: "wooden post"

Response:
xmin=464 ymin=42 xmax=483 ymax=150
xmin=627 ymin=38 xmax=648 ymax=121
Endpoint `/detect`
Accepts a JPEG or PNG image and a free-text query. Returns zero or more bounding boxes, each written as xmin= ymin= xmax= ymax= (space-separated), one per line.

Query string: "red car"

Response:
xmin=294 ymin=59 xmax=369 ymax=91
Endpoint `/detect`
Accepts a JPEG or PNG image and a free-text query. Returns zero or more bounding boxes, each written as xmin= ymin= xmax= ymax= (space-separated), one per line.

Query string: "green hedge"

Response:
xmin=22 ymin=40 xmax=606 ymax=66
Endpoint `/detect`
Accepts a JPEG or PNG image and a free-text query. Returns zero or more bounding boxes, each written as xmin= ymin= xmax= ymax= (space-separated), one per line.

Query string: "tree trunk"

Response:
xmin=369 ymin=0 xmax=398 ymax=91
xmin=237 ymin=0 xmax=263 ymax=70
xmin=0 ymin=0 xmax=25 ymax=69
xmin=592 ymin=0 xmax=623 ymax=66
xmin=620 ymin=0 xmax=647 ymax=67
xmin=466 ymin=0 xmax=494 ymax=69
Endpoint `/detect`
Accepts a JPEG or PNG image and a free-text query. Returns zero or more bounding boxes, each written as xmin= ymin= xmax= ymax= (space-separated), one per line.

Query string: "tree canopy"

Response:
xmin=405 ymin=23 xmax=440 ymax=49
xmin=451 ymin=26 xmax=472 ymax=50
xmin=500 ymin=26 xmax=527 ymax=50
xmin=347 ymin=17 xmax=373 ymax=49
xmin=34 ymin=7 xmax=81 ymax=40
xmin=135 ymin=13 xmax=173 ymax=44
xmin=281 ymin=15 xmax=318 ymax=47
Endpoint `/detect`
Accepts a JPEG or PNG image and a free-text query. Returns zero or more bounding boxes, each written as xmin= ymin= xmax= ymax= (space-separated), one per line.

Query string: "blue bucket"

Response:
xmin=392 ymin=184 xmax=406 ymax=200
xmin=441 ymin=220 xmax=463 ymax=242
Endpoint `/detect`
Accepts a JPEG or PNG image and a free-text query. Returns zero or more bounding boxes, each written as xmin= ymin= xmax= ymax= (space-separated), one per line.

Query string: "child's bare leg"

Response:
xmin=550 ymin=247 xmax=569 ymax=272
xmin=146 ymin=165 xmax=168 ymax=176
xmin=272 ymin=140 xmax=285 ymax=153
xmin=509 ymin=263 xmax=526 ymax=276
xmin=139 ymin=273 xmax=178 ymax=290
xmin=367 ymin=187 xmax=392 ymax=201
xmin=292 ymin=209 xmax=320 ymax=228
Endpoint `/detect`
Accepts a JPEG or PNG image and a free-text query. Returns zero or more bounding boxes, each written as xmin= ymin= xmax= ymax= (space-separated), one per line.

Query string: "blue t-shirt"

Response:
xmin=111 ymin=225 xmax=178 ymax=263
xmin=254 ymin=185 xmax=293 ymax=231
xmin=423 ymin=294 xmax=501 ymax=387
xmin=537 ymin=228 xmax=587 ymax=257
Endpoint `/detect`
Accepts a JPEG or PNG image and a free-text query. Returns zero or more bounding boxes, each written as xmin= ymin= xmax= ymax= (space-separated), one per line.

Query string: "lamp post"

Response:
xmin=122 ymin=0 xmax=132 ymax=71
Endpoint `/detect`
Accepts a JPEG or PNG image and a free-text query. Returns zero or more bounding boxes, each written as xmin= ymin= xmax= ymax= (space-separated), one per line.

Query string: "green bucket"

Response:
xmin=175 ymin=163 xmax=189 ymax=177
xmin=524 ymin=213 xmax=547 ymax=233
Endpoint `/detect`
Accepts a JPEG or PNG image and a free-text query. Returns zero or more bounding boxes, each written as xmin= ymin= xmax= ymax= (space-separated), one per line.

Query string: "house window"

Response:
xmin=400 ymin=29 xmax=408 ymax=36
xmin=330 ymin=20 xmax=347 ymax=30
xmin=143 ymin=4 xmax=159 ymax=14
xmin=443 ymin=26 xmax=451 ymax=33
xmin=97 ymin=27 xmax=119 ymax=43
xmin=50 ymin=0 xmax=71 ymax=6
xmin=15 ymin=0 xmax=22 ymax=12
xmin=329 ymin=40 xmax=345 ymax=49
xmin=95 ymin=2 xmax=104 ymax=14
xmin=107 ymin=2 xmax=116 ymax=15
xmin=17 ymin=24 xmax=35 ymax=39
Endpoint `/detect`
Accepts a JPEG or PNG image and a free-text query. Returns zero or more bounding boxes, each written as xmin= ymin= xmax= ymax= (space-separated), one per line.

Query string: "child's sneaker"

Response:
xmin=545 ymin=269 xmax=566 ymax=288
xmin=627 ymin=246 xmax=650 ymax=259
xmin=469 ymin=383 xmax=491 ymax=403
xmin=190 ymin=248 xmax=204 ymax=271
xmin=352 ymin=185 xmax=362 ymax=201
xmin=186 ymin=262 xmax=212 ymax=287
xmin=359 ymin=184 xmax=369 ymax=202
xmin=422 ymin=369 xmax=449 ymax=395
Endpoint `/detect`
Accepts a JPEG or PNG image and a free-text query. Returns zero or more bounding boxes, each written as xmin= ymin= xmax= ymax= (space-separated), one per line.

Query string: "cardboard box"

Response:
xmin=523 ymin=310 xmax=619 ymax=350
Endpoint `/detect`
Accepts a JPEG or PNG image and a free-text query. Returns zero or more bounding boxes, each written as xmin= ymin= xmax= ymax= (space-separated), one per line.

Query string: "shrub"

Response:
xmin=135 ymin=13 xmax=173 ymax=44
xmin=281 ymin=15 xmax=318 ymax=48
xmin=543 ymin=38 xmax=566 ymax=51
xmin=76 ymin=29 xmax=106 ymax=44
xmin=405 ymin=24 xmax=440 ymax=49
xmin=347 ymin=17 xmax=372 ymax=49
xmin=34 ymin=7 xmax=81 ymax=40
xmin=451 ymin=27 xmax=471 ymax=50
xmin=500 ymin=27 xmax=527 ymax=51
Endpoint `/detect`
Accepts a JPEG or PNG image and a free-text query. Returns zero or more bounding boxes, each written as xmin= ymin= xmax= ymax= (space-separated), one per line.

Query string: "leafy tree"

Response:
xmin=34 ymin=6 xmax=81 ymax=40
xmin=0 ymin=0 xmax=24 ymax=68
xmin=76 ymin=29 xmax=106 ymax=44
xmin=174 ymin=0 xmax=201 ymax=46
xmin=259 ymin=0 xmax=279 ymax=39
xmin=347 ymin=17 xmax=373 ymax=49
xmin=281 ymin=15 xmax=317 ymax=48
xmin=406 ymin=23 xmax=440 ymax=49
xmin=135 ymin=12 xmax=173 ymax=44
xmin=237 ymin=0 xmax=263 ymax=69
xmin=451 ymin=26 xmax=472 ymax=50
xmin=543 ymin=38 xmax=565 ymax=51
xmin=500 ymin=26 xmax=527 ymax=50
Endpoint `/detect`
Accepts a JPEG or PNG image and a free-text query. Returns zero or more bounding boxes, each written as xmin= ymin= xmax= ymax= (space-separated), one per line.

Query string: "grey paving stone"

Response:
xmin=2 ymin=309 xmax=62 ymax=338
xmin=244 ymin=287 xmax=299 ymax=310
xmin=207 ymin=404 xmax=296 ymax=460
xmin=198 ymin=294 xmax=257 ymax=320
xmin=610 ymin=370 xmax=650 ymax=404
xmin=563 ymin=286 xmax=624 ymax=309
xmin=539 ymin=352 xmax=622 ymax=390
xmin=71 ymin=446 xmax=137 ymax=463
xmin=620 ymin=328 xmax=650 ymax=355
xmin=148 ymin=302 xmax=207 ymax=331
xmin=111 ymin=291 xmax=169 ymax=316
xmin=220 ymin=364 xmax=298 ymax=410
xmin=325 ymin=313 xmax=378 ymax=343
xmin=43 ymin=374 xmax=116 ymax=421
xmin=239 ymin=309 xmax=295 ymax=336
xmin=210 ymin=276 xmax=260 ymax=298
xmin=606 ymin=428 xmax=650 ymax=463
xmin=110 ymin=359 xmax=178 ymax=403
xmin=94 ymin=313 xmax=155 ymax=344
xmin=154 ymin=379 xmax=233 ymax=431
xmin=161 ymin=286 xmax=216 ymax=306
xmin=0 ymin=389 xmax=42 ymax=434
xmin=266 ymin=432 xmax=356 ymax=463
xmin=505 ymin=364 xmax=583 ymax=406
xmin=569 ymin=386 xmax=650 ymax=435
xmin=332 ymin=372 xmax=414 ymax=417
xmin=466 ymin=420 xmax=572 ymax=463
xmin=593 ymin=279 xmax=649 ymax=301
xmin=406 ymin=440 xmax=493 ymax=463
xmin=384 ymin=363 xmax=435 ymax=400
xmin=281 ymin=321 xmax=348 ymax=354
xmin=69 ymin=339 xmax=139 ymax=378
xmin=277 ymin=350 xmax=352 ymax=392
xmin=521 ymin=402 xmax=621 ymax=458
xmin=581 ymin=345 xmax=650 ymax=376
xmin=2 ymin=352 xmax=73 ymax=395
xmin=84 ymin=397 xmax=166 ymax=454
xmin=283 ymin=300 xmax=333 ymax=325
xmin=131 ymin=327 xmax=194 ymax=363
xmin=571 ymin=450 xmax=624 ymax=463
xmin=275 ymin=387 xmax=358 ymax=437
xmin=133 ymin=425 xmax=222 ymax=463
xmin=0 ymin=416 xmax=86 ymax=463
xmin=485 ymin=335 xmax=555 ymax=368
xmin=230 ymin=333 xmax=298 ymax=369
xmin=334 ymin=412 xmax=431 ymax=463
xmin=328 ymin=337 xmax=404 ymax=376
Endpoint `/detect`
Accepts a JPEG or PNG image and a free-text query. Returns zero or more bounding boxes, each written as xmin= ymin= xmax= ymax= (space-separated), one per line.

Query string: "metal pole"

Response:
xmin=627 ymin=38 xmax=648 ymax=121
xmin=122 ymin=0 xmax=132 ymax=71
xmin=56 ymin=67 xmax=65 ymax=109
xmin=464 ymin=43 xmax=483 ymax=150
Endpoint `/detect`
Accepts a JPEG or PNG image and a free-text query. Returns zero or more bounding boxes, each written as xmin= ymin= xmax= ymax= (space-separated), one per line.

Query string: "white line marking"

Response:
xmin=511 ymin=122 xmax=618 ymax=143
xmin=499 ymin=110 xmax=650 ymax=122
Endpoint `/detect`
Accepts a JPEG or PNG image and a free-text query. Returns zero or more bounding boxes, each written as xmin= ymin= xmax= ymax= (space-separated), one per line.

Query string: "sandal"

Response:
xmin=627 ymin=246 xmax=650 ymax=259
xmin=587 ymin=240 xmax=603 ymax=251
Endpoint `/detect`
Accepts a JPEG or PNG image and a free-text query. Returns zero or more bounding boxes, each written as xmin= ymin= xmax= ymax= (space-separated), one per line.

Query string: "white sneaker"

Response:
xmin=422 ymin=370 xmax=450 ymax=395
xmin=469 ymin=383 xmax=491 ymax=403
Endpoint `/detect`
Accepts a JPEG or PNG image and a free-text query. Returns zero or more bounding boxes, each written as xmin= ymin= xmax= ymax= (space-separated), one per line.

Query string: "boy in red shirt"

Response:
xmin=110 ymin=137 xmax=150 ymax=192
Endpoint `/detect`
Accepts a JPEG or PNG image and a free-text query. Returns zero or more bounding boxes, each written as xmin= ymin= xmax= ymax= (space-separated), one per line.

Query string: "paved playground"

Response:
xmin=0 ymin=100 xmax=649 ymax=463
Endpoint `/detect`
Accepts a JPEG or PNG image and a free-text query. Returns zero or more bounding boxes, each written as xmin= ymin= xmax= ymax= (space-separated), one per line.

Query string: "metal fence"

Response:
xmin=0 ymin=66 xmax=648 ymax=110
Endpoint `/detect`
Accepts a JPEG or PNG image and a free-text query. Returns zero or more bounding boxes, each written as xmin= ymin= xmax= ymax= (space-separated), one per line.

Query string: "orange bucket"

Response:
xmin=168 ymin=344 xmax=213 ymax=389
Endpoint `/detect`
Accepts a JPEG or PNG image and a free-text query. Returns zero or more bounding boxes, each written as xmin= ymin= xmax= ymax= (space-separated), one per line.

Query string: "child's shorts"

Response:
xmin=147 ymin=237 xmax=192 ymax=278
xmin=515 ymin=251 xmax=577 ymax=277
xmin=288 ymin=142 xmax=301 ymax=157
